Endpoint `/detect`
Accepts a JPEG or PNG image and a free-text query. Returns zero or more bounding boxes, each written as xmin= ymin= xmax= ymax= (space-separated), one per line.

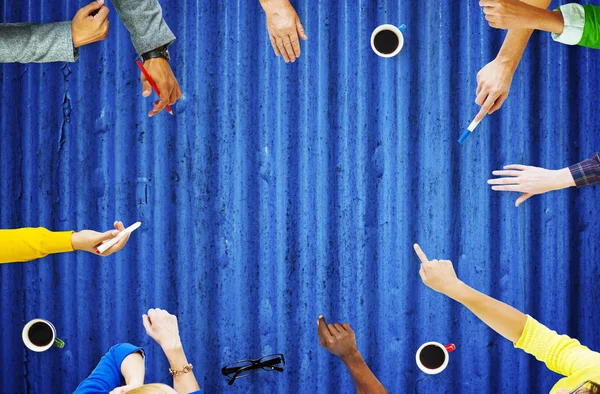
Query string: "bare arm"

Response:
xmin=474 ymin=0 xmax=553 ymax=122
xmin=120 ymin=351 xmax=145 ymax=386
xmin=142 ymin=309 xmax=201 ymax=394
xmin=414 ymin=244 xmax=527 ymax=344
xmin=162 ymin=345 xmax=201 ymax=394
xmin=317 ymin=316 xmax=387 ymax=394
xmin=446 ymin=282 xmax=527 ymax=343
xmin=493 ymin=0 xmax=553 ymax=64
xmin=341 ymin=350 xmax=388 ymax=394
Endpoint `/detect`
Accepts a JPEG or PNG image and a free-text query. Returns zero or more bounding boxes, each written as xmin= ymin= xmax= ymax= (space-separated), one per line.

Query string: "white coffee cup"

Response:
xmin=371 ymin=24 xmax=406 ymax=57
xmin=415 ymin=342 xmax=456 ymax=374
xmin=22 ymin=319 xmax=65 ymax=352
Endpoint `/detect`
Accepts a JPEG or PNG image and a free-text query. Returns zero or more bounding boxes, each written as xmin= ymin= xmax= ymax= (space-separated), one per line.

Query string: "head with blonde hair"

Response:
xmin=126 ymin=384 xmax=177 ymax=394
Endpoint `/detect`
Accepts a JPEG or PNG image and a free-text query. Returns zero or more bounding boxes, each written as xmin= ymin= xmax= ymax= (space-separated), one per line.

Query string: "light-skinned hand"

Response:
xmin=480 ymin=0 xmax=538 ymax=30
xmin=141 ymin=58 xmax=182 ymax=117
xmin=71 ymin=221 xmax=131 ymax=256
xmin=474 ymin=57 xmax=516 ymax=122
xmin=263 ymin=0 xmax=307 ymax=63
xmin=317 ymin=315 xmax=358 ymax=361
xmin=71 ymin=0 xmax=110 ymax=48
xmin=143 ymin=308 xmax=182 ymax=351
xmin=488 ymin=165 xmax=575 ymax=207
xmin=413 ymin=244 xmax=462 ymax=297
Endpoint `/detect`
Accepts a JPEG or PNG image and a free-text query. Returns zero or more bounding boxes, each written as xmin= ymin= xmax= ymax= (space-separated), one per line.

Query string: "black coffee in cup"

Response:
xmin=28 ymin=322 xmax=53 ymax=347
xmin=419 ymin=344 xmax=445 ymax=369
xmin=373 ymin=29 xmax=400 ymax=55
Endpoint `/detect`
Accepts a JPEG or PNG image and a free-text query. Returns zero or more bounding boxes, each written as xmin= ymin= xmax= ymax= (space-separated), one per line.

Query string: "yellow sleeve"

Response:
xmin=515 ymin=315 xmax=600 ymax=376
xmin=0 ymin=228 xmax=74 ymax=263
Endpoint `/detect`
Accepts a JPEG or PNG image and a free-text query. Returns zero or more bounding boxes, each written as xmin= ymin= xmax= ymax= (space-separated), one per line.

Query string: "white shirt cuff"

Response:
xmin=552 ymin=3 xmax=585 ymax=45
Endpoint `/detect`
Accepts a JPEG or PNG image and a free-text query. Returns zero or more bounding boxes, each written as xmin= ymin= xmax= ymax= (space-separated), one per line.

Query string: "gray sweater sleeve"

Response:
xmin=112 ymin=0 xmax=176 ymax=56
xmin=0 ymin=21 xmax=79 ymax=63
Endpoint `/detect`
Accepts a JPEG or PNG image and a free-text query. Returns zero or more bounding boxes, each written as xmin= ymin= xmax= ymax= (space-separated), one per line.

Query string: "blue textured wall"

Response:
xmin=1 ymin=0 xmax=599 ymax=393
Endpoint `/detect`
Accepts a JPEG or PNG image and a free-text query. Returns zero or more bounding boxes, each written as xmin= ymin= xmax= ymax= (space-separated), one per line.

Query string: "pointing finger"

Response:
xmin=317 ymin=315 xmax=334 ymax=340
xmin=413 ymin=243 xmax=429 ymax=264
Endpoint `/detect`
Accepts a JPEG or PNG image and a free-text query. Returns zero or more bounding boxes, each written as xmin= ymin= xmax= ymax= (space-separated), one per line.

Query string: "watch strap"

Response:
xmin=141 ymin=45 xmax=170 ymax=62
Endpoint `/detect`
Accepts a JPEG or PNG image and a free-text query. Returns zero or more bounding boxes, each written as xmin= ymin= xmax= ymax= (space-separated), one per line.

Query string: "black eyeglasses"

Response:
xmin=221 ymin=354 xmax=286 ymax=385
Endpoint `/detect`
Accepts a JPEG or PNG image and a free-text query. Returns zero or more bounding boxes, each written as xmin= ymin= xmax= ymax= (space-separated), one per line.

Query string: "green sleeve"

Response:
xmin=579 ymin=5 xmax=600 ymax=49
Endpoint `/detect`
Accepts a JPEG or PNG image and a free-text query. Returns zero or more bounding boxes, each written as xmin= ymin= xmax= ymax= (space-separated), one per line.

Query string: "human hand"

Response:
xmin=141 ymin=58 xmax=182 ymax=117
xmin=143 ymin=308 xmax=182 ymax=351
xmin=474 ymin=57 xmax=516 ymax=122
xmin=71 ymin=221 xmax=130 ymax=256
xmin=480 ymin=0 xmax=538 ymax=31
xmin=262 ymin=0 xmax=307 ymax=63
xmin=488 ymin=165 xmax=575 ymax=207
xmin=71 ymin=0 xmax=110 ymax=48
xmin=414 ymin=244 xmax=462 ymax=297
xmin=317 ymin=315 xmax=359 ymax=361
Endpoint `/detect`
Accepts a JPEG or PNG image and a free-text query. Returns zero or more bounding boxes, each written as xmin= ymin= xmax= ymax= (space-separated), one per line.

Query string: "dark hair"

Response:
xmin=573 ymin=381 xmax=600 ymax=394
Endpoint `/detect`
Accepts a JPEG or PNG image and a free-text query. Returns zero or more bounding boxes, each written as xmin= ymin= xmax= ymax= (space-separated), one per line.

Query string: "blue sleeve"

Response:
xmin=73 ymin=343 xmax=145 ymax=393
xmin=189 ymin=391 xmax=203 ymax=394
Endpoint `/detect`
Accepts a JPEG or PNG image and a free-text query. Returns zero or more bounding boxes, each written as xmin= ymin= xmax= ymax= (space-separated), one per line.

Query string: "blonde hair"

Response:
xmin=126 ymin=384 xmax=172 ymax=394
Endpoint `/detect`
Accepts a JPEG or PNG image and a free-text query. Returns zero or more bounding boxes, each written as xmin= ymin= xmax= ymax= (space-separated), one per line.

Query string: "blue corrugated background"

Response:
xmin=1 ymin=0 xmax=599 ymax=393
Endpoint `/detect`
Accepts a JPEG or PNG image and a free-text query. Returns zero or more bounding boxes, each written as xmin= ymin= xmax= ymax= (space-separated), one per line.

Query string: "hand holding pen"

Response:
xmin=137 ymin=59 xmax=182 ymax=117
xmin=71 ymin=221 xmax=139 ymax=256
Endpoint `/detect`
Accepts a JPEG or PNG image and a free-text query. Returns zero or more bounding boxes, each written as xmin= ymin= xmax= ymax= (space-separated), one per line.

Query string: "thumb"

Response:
xmin=80 ymin=0 xmax=104 ymax=15
xmin=296 ymin=20 xmax=307 ymax=40
xmin=142 ymin=314 xmax=153 ymax=335
xmin=515 ymin=193 xmax=532 ymax=207
xmin=140 ymin=73 xmax=152 ymax=97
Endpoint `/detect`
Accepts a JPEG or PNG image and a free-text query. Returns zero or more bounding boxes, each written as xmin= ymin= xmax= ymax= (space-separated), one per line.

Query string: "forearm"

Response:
xmin=447 ymin=282 xmax=527 ymax=344
xmin=0 ymin=22 xmax=78 ymax=63
xmin=121 ymin=351 xmax=145 ymax=385
xmin=162 ymin=345 xmax=201 ymax=394
xmin=259 ymin=0 xmax=289 ymax=11
xmin=531 ymin=9 xmax=565 ymax=34
xmin=495 ymin=0 xmax=553 ymax=67
xmin=341 ymin=350 xmax=387 ymax=394
xmin=0 ymin=228 xmax=73 ymax=263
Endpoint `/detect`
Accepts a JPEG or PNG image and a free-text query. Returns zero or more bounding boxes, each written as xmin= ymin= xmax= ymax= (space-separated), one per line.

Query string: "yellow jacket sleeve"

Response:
xmin=515 ymin=315 xmax=600 ymax=378
xmin=0 ymin=228 xmax=74 ymax=263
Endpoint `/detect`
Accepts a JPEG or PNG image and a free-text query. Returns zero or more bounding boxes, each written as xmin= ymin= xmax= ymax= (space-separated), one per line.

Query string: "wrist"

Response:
xmin=444 ymin=280 xmax=468 ymax=301
xmin=340 ymin=348 xmax=363 ymax=365
xmin=70 ymin=231 xmax=81 ymax=251
xmin=494 ymin=55 xmax=519 ymax=73
xmin=71 ymin=24 xmax=81 ymax=49
xmin=260 ymin=0 xmax=289 ymax=11
xmin=162 ymin=342 xmax=186 ymax=362
xmin=555 ymin=168 xmax=575 ymax=190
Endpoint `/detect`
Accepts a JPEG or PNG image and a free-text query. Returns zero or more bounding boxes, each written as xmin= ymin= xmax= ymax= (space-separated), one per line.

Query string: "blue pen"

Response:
xmin=459 ymin=117 xmax=482 ymax=144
